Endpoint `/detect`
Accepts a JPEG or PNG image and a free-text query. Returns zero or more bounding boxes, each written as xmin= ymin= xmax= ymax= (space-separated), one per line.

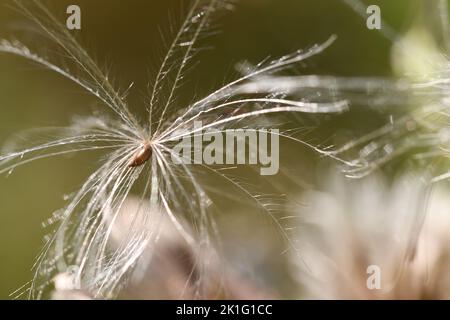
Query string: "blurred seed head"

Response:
xmin=291 ymin=173 xmax=450 ymax=299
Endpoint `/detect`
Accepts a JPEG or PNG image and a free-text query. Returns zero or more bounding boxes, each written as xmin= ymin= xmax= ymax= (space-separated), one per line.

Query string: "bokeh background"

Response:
xmin=0 ymin=0 xmax=433 ymax=299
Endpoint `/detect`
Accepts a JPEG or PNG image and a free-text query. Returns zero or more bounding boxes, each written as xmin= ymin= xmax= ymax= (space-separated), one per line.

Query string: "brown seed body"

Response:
xmin=128 ymin=143 xmax=152 ymax=168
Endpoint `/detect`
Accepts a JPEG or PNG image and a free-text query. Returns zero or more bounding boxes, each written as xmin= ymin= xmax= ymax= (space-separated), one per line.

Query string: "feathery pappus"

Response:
xmin=0 ymin=0 xmax=352 ymax=299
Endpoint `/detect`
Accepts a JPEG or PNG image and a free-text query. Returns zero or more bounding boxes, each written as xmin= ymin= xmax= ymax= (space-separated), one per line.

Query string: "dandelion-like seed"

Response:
xmin=128 ymin=142 xmax=152 ymax=168
xmin=0 ymin=0 xmax=350 ymax=299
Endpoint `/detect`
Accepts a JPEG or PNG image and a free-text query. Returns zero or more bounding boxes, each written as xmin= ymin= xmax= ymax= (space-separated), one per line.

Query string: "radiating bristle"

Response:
xmin=0 ymin=0 xmax=358 ymax=299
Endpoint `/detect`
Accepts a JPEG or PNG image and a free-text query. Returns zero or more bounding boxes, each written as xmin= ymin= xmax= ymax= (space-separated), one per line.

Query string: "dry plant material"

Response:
xmin=0 ymin=0 xmax=351 ymax=299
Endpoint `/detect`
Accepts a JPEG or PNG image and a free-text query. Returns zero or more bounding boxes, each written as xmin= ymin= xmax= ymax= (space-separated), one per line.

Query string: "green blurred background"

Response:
xmin=0 ymin=0 xmax=423 ymax=299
